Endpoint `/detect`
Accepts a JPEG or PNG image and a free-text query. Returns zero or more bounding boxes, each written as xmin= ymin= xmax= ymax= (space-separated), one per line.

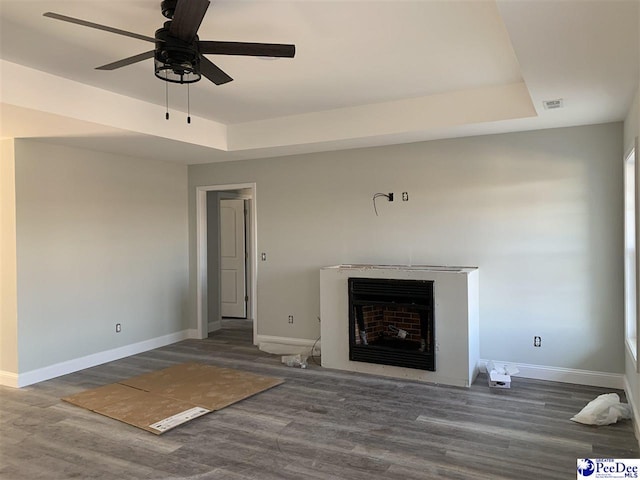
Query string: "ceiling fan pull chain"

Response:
xmin=187 ymin=83 xmax=191 ymax=124
xmin=165 ymin=71 xmax=170 ymax=120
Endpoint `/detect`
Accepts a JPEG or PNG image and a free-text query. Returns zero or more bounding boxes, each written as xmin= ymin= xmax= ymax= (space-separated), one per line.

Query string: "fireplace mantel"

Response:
xmin=320 ymin=264 xmax=479 ymax=387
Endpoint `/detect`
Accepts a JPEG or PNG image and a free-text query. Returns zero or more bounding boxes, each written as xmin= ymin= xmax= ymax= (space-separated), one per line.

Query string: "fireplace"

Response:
xmin=349 ymin=277 xmax=435 ymax=371
xmin=321 ymin=265 xmax=479 ymax=387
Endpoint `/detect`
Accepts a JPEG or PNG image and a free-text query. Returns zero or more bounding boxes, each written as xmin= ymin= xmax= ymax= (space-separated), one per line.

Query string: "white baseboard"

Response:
xmin=187 ymin=328 xmax=202 ymax=339
xmin=478 ymin=359 xmax=624 ymax=389
xmin=3 ymin=329 xmax=195 ymax=388
xmin=256 ymin=334 xmax=321 ymax=355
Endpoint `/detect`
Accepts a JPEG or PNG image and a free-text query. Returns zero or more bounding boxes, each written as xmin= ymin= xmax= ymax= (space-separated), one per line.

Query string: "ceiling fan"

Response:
xmin=43 ymin=0 xmax=296 ymax=86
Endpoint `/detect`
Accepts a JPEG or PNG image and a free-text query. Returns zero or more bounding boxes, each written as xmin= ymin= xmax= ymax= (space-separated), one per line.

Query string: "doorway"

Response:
xmin=196 ymin=183 xmax=257 ymax=343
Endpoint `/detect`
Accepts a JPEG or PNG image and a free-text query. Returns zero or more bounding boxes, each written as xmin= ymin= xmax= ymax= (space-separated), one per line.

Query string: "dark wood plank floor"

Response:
xmin=1 ymin=320 xmax=637 ymax=479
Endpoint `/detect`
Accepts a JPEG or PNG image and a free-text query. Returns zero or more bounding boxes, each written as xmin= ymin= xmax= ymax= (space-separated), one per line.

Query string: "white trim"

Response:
xmin=186 ymin=328 xmax=200 ymax=339
xmin=635 ymin=138 xmax=640 ymax=374
xmin=208 ymin=320 xmax=222 ymax=333
xmin=256 ymin=335 xmax=321 ymax=357
xmin=625 ymin=144 xmax=640 ymax=370
xmin=627 ymin=338 xmax=639 ymax=363
xmin=627 ymin=339 xmax=638 ymax=367
xmin=195 ymin=183 xmax=258 ymax=342
xmin=196 ymin=187 xmax=208 ymax=339
xmin=624 ymin=375 xmax=640 ymax=449
xmin=256 ymin=335 xmax=319 ymax=348
xmin=478 ymin=359 xmax=624 ymax=389
xmin=0 ymin=371 xmax=19 ymax=388
xmin=3 ymin=329 xmax=198 ymax=388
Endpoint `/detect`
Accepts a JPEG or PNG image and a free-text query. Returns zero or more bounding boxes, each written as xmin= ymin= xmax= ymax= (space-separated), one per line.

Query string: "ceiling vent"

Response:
xmin=543 ymin=98 xmax=564 ymax=110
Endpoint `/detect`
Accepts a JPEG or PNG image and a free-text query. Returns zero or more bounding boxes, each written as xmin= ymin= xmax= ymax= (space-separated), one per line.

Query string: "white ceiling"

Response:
xmin=0 ymin=0 xmax=638 ymax=164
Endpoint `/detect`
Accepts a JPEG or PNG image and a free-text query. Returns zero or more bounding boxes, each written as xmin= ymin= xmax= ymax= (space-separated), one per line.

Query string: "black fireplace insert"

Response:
xmin=348 ymin=277 xmax=435 ymax=371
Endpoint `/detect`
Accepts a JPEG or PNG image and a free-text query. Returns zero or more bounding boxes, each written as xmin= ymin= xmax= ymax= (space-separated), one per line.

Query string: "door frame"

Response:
xmin=196 ymin=183 xmax=257 ymax=344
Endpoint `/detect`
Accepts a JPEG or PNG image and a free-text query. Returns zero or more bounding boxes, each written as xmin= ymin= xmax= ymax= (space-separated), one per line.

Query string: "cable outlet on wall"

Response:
xmin=116 ymin=323 xmax=122 ymax=333
xmin=288 ymin=315 xmax=294 ymax=324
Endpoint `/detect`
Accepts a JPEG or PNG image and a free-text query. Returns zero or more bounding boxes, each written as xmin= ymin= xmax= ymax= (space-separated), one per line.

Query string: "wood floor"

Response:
xmin=1 ymin=320 xmax=638 ymax=480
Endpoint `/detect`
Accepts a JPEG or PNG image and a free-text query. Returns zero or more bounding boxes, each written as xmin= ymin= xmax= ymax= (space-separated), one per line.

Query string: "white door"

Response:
xmin=220 ymin=199 xmax=247 ymax=318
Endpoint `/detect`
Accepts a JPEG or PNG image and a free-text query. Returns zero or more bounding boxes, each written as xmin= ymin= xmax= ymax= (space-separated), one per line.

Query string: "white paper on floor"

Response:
xmin=570 ymin=393 xmax=632 ymax=425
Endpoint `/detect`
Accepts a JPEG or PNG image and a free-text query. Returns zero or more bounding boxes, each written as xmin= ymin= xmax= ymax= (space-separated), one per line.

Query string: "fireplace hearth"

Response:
xmin=349 ymin=277 xmax=435 ymax=371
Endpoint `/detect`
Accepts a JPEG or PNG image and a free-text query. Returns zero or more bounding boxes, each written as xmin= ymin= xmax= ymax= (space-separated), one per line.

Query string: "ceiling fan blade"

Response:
xmin=169 ymin=0 xmax=210 ymax=43
xmin=199 ymin=41 xmax=295 ymax=58
xmin=200 ymin=56 xmax=233 ymax=85
xmin=96 ymin=51 xmax=155 ymax=70
xmin=43 ymin=12 xmax=155 ymax=43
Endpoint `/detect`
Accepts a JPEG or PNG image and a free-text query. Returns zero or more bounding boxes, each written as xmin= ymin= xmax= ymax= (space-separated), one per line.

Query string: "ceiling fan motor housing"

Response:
xmin=154 ymin=23 xmax=201 ymax=83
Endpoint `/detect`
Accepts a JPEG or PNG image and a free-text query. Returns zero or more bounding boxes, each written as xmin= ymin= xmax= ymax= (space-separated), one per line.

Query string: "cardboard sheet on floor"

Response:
xmin=62 ymin=363 xmax=283 ymax=434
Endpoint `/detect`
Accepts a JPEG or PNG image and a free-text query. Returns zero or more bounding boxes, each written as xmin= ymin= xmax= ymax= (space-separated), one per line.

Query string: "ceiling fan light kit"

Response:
xmin=154 ymin=24 xmax=201 ymax=84
xmin=43 ymin=0 xmax=295 ymax=121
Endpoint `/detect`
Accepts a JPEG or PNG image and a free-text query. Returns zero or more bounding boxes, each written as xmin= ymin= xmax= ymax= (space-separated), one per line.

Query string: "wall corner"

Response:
xmin=1 ymin=138 xmax=19 ymax=378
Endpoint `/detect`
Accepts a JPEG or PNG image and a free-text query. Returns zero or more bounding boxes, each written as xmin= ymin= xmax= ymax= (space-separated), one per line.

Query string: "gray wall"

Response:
xmin=189 ymin=123 xmax=624 ymax=373
xmin=15 ymin=140 xmax=189 ymax=373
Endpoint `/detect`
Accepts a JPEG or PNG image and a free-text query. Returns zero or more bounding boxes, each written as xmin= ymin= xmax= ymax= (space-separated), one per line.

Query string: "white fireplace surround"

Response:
xmin=320 ymin=265 xmax=480 ymax=387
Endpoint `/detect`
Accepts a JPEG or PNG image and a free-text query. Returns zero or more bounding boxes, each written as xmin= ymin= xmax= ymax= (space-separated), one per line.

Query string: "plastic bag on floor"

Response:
xmin=281 ymin=354 xmax=308 ymax=369
xmin=570 ymin=393 xmax=632 ymax=425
